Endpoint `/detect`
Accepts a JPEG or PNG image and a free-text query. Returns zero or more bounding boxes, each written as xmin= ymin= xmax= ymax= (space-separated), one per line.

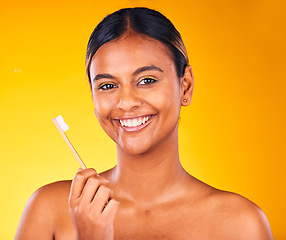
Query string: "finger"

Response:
xmin=102 ymin=199 xmax=119 ymax=221
xmin=69 ymin=168 xmax=98 ymax=201
xmin=80 ymin=176 xmax=109 ymax=203
xmin=92 ymin=185 xmax=113 ymax=214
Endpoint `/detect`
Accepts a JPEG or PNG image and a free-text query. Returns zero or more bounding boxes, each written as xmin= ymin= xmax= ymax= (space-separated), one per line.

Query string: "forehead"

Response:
xmin=90 ymin=34 xmax=176 ymax=77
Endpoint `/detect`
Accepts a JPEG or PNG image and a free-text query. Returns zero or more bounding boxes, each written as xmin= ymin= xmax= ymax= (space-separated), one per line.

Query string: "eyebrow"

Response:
xmin=132 ymin=65 xmax=164 ymax=76
xmin=93 ymin=65 xmax=164 ymax=82
xmin=93 ymin=73 xmax=116 ymax=82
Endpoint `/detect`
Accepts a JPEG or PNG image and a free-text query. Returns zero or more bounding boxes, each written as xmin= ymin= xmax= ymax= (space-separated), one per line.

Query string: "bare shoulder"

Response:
xmin=27 ymin=180 xmax=71 ymax=214
xmin=15 ymin=180 xmax=72 ymax=240
xmin=36 ymin=180 xmax=72 ymax=198
xmin=206 ymin=188 xmax=273 ymax=240
xmin=182 ymin=177 xmax=273 ymax=239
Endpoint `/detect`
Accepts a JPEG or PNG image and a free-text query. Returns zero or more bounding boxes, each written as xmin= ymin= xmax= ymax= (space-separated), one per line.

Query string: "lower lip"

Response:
xmin=117 ymin=115 xmax=156 ymax=132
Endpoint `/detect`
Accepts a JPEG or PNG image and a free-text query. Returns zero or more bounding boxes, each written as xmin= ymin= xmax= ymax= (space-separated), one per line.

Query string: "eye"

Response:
xmin=138 ymin=77 xmax=158 ymax=85
xmin=98 ymin=82 xmax=118 ymax=91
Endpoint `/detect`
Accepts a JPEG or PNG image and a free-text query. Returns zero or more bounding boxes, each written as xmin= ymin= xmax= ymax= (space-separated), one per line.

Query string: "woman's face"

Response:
xmin=89 ymin=33 xmax=186 ymax=155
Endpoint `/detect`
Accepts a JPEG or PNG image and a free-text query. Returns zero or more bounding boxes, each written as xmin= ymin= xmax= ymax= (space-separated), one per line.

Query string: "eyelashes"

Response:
xmin=98 ymin=82 xmax=118 ymax=91
xmin=98 ymin=77 xmax=158 ymax=91
xmin=138 ymin=76 xmax=157 ymax=85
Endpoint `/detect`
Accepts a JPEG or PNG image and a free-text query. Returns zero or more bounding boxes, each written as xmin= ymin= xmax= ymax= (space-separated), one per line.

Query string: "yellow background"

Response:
xmin=0 ymin=0 xmax=285 ymax=239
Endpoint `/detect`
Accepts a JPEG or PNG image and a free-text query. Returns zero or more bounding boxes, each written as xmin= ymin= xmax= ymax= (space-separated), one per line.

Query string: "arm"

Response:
xmin=219 ymin=192 xmax=273 ymax=240
xmin=234 ymin=204 xmax=273 ymax=240
xmin=15 ymin=184 xmax=58 ymax=240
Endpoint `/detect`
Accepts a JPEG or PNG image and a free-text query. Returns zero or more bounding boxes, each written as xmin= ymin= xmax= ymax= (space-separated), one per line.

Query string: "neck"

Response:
xmin=108 ymin=126 xmax=189 ymax=205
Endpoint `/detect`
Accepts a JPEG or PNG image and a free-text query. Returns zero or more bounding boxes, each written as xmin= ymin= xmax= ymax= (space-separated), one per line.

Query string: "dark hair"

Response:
xmin=86 ymin=7 xmax=189 ymax=83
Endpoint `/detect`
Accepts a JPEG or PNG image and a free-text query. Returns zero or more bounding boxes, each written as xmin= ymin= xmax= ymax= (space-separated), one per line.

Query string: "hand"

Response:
xmin=69 ymin=168 xmax=119 ymax=240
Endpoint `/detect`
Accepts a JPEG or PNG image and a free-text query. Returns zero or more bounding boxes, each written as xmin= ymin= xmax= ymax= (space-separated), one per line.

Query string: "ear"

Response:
xmin=180 ymin=65 xmax=194 ymax=106
xmin=89 ymin=80 xmax=98 ymax=118
xmin=88 ymin=79 xmax=94 ymax=98
xmin=94 ymin=108 xmax=98 ymax=119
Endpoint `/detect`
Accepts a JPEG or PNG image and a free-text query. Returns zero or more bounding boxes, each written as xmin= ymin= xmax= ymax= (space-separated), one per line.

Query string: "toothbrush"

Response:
xmin=52 ymin=115 xmax=87 ymax=169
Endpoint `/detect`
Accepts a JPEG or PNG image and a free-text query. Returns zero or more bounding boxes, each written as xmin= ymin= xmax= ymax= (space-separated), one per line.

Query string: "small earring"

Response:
xmin=183 ymin=99 xmax=187 ymax=103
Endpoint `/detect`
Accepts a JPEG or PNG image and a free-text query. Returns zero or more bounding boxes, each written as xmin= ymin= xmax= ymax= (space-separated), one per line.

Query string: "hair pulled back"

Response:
xmin=86 ymin=7 xmax=189 ymax=83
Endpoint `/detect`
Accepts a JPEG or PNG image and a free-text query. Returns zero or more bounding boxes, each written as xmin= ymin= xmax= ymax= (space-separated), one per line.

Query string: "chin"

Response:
xmin=117 ymin=140 xmax=154 ymax=156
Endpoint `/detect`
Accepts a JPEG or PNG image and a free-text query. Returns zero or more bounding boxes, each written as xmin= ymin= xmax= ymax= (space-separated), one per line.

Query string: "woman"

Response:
xmin=15 ymin=7 xmax=273 ymax=240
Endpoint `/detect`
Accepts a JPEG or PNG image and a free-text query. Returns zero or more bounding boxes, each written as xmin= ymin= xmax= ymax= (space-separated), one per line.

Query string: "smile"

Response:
xmin=120 ymin=115 xmax=152 ymax=127
xmin=116 ymin=114 xmax=155 ymax=132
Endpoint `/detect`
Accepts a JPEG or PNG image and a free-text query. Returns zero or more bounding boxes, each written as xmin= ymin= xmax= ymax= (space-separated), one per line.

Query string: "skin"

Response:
xmin=15 ymin=33 xmax=273 ymax=240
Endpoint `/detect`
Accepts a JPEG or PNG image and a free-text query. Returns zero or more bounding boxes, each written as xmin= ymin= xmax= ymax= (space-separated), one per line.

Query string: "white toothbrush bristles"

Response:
xmin=52 ymin=115 xmax=87 ymax=169
xmin=55 ymin=115 xmax=69 ymax=132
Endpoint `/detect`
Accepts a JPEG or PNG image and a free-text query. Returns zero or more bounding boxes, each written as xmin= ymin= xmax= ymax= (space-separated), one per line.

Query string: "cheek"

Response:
xmin=93 ymin=95 xmax=119 ymax=141
xmin=150 ymin=83 xmax=181 ymax=113
xmin=93 ymin=95 xmax=113 ymax=119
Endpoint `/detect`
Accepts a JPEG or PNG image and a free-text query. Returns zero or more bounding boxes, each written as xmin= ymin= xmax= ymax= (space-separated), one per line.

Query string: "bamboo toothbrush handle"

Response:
xmin=52 ymin=118 xmax=87 ymax=169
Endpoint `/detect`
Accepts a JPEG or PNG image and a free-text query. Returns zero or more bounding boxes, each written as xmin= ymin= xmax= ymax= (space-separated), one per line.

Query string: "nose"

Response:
xmin=117 ymin=87 xmax=142 ymax=111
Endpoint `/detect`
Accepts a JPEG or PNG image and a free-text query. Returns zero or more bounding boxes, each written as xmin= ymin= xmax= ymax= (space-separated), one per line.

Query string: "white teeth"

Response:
xmin=119 ymin=116 xmax=151 ymax=127
xmin=138 ymin=118 xmax=142 ymax=125
xmin=127 ymin=119 xmax=132 ymax=127
xmin=132 ymin=119 xmax=138 ymax=127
